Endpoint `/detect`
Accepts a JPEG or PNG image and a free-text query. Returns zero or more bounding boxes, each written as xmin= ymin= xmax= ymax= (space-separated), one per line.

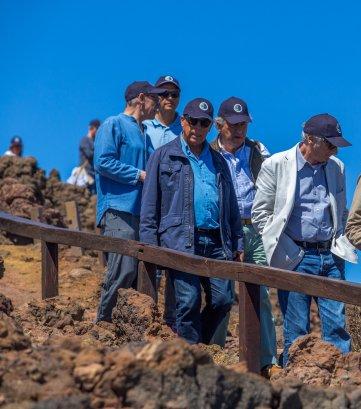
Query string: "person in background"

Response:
xmin=211 ymin=96 xmax=279 ymax=377
xmin=79 ymin=119 xmax=101 ymax=194
xmin=346 ymin=176 xmax=361 ymax=249
xmin=252 ymin=113 xmax=357 ymax=366
xmin=143 ymin=75 xmax=182 ymax=330
xmin=4 ymin=136 xmax=23 ymax=157
xmin=140 ymin=98 xmax=243 ymax=346
xmin=94 ymin=81 xmax=166 ymax=322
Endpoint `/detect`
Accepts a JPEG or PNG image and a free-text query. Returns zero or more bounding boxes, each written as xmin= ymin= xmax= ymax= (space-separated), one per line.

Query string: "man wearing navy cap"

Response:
xmin=143 ymin=75 xmax=182 ymax=331
xmin=252 ymin=113 xmax=357 ymax=365
xmin=4 ymin=136 xmax=23 ymax=157
xmin=94 ymin=81 xmax=166 ymax=322
xmin=140 ymin=98 xmax=243 ymax=346
xmin=211 ymin=96 xmax=279 ymax=377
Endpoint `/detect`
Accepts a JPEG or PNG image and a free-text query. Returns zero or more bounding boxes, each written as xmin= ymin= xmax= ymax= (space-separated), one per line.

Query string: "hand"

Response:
xmin=234 ymin=251 xmax=244 ymax=262
xmin=139 ymin=170 xmax=146 ymax=183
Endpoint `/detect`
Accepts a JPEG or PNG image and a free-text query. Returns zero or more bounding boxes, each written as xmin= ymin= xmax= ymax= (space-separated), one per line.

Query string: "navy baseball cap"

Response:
xmin=10 ymin=136 xmax=22 ymax=146
xmin=155 ymin=75 xmax=180 ymax=90
xmin=125 ymin=81 xmax=166 ymax=102
xmin=303 ymin=113 xmax=351 ymax=147
xmin=89 ymin=119 xmax=101 ymax=128
xmin=183 ymin=98 xmax=213 ymax=120
xmin=218 ymin=97 xmax=252 ymax=124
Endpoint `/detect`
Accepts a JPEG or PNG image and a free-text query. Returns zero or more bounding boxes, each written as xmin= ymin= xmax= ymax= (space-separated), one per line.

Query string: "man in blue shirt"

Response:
xmin=94 ymin=81 xmax=166 ymax=322
xmin=140 ymin=98 xmax=243 ymax=345
xmin=211 ymin=96 xmax=279 ymax=377
xmin=143 ymin=75 xmax=182 ymax=331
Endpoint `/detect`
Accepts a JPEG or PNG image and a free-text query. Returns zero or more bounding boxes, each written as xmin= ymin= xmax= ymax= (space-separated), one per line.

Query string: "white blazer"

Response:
xmin=251 ymin=144 xmax=357 ymax=271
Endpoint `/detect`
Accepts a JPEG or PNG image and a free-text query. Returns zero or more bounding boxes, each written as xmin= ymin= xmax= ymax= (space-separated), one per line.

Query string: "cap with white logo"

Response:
xmin=183 ymin=98 xmax=213 ymax=120
xmin=155 ymin=75 xmax=180 ymax=90
xmin=218 ymin=96 xmax=252 ymax=124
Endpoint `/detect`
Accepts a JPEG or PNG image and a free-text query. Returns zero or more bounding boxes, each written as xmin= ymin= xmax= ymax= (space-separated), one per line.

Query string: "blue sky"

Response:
xmin=1 ymin=0 xmax=361 ymax=281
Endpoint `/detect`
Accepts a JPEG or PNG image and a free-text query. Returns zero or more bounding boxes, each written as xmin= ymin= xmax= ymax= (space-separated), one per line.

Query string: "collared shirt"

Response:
xmin=219 ymin=140 xmax=270 ymax=219
xmin=143 ymin=113 xmax=182 ymax=150
xmin=285 ymin=145 xmax=333 ymax=242
xmin=94 ymin=113 xmax=154 ymax=224
xmin=180 ymin=136 xmax=220 ymax=229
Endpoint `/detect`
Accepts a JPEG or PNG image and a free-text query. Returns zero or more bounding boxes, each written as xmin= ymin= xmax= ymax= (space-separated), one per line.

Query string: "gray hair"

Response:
xmin=214 ymin=116 xmax=226 ymax=126
xmin=301 ymin=131 xmax=324 ymax=145
xmin=126 ymin=97 xmax=139 ymax=107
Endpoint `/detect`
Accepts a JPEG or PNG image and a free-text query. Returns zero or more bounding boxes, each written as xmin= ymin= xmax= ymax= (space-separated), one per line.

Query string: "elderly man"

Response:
xmin=143 ymin=75 xmax=182 ymax=330
xmin=252 ymin=113 xmax=357 ymax=365
xmin=94 ymin=81 xmax=166 ymax=322
xmin=140 ymin=98 xmax=243 ymax=345
xmin=211 ymin=96 xmax=279 ymax=375
xmin=346 ymin=177 xmax=361 ymax=249
xmin=4 ymin=136 xmax=23 ymax=157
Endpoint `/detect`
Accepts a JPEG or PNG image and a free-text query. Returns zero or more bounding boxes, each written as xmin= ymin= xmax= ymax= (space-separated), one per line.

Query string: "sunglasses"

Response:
xmin=161 ymin=90 xmax=180 ymax=99
xmin=184 ymin=115 xmax=212 ymax=128
xmin=320 ymin=137 xmax=336 ymax=150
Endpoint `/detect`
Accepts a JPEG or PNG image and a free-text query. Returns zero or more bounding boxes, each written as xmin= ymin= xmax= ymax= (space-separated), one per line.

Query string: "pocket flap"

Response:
xmin=158 ymin=215 xmax=182 ymax=233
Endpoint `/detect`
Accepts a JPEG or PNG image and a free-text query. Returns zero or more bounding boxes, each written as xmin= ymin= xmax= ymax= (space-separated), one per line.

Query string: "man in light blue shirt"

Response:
xmin=143 ymin=75 xmax=182 ymax=330
xmin=143 ymin=75 xmax=182 ymax=149
xmin=94 ymin=81 xmax=166 ymax=322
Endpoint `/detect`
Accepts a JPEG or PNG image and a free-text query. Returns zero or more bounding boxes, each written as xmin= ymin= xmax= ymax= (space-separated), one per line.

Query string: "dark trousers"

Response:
xmin=97 ymin=210 xmax=139 ymax=321
xmin=169 ymin=231 xmax=233 ymax=345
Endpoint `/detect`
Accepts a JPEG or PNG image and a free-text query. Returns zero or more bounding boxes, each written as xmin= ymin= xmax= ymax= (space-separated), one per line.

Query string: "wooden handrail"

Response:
xmin=1 ymin=210 xmax=361 ymax=373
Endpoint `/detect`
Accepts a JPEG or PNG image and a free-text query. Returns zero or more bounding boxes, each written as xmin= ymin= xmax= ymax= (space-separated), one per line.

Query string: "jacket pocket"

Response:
xmin=160 ymin=163 xmax=182 ymax=190
xmin=158 ymin=215 xmax=183 ymax=234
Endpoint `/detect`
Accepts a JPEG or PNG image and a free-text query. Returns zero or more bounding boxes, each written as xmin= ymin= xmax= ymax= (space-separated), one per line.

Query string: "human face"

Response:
xmin=309 ymin=136 xmax=338 ymax=163
xmin=88 ymin=125 xmax=98 ymax=139
xmin=158 ymin=83 xmax=180 ymax=113
xmin=11 ymin=144 xmax=22 ymax=156
xmin=141 ymin=93 xmax=159 ymax=120
xmin=217 ymin=119 xmax=248 ymax=149
xmin=181 ymin=115 xmax=212 ymax=149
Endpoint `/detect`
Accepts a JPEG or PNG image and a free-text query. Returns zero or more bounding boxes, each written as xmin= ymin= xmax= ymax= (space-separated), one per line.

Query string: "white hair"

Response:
xmin=126 ymin=97 xmax=139 ymax=107
xmin=301 ymin=131 xmax=323 ymax=145
xmin=214 ymin=116 xmax=226 ymax=125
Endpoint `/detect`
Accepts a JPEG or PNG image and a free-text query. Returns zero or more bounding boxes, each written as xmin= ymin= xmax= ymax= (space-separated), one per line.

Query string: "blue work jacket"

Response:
xmin=140 ymin=136 xmax=243 ymax=259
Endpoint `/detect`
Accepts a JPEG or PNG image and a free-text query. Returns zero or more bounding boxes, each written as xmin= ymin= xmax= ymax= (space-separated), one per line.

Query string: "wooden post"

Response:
xmin=96 ymin=227 xmax=106 ymax=267
xmin=137 ymin=261 xmax=157 ymax=303
xmin=65 ymin=201 xmax=84 ymax=256
xmin=41 ymin=241 xmax=58 ymax=299
xmin=238 ymin=281 xmax=260 ymax=373
xmin=30 ymin=207 xmax=41 ymax=245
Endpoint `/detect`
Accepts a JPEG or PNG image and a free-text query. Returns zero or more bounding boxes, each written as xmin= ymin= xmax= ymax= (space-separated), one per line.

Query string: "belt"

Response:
xmin=294 ymin=240 xmax=331 ymax=251
xmin=241 ymin=218 xmax=253 ymax=225
xmin=195 ymin=228 xmax=221 ymax=236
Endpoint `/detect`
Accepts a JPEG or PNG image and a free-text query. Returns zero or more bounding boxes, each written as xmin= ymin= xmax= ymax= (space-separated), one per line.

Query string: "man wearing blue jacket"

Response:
xmin=140 ymin=98 xmax=243 ymax=345
xmin=94 ymin=81 xmax=166 ymax=322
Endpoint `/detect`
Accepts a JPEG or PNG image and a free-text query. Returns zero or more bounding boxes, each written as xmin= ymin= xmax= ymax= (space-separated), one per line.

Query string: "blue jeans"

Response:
xmin=169 ymin=231 xmax=233 ymax=345
xmin=97 ymin=210 xmax=139 ymax=321
xmin=278 ymin=249 xmax=351 ymax=365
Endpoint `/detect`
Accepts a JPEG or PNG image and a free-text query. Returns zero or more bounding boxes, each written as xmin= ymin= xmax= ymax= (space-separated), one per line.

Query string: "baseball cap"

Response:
xmin=89 ymin=119 xmax=101 ymax=128
xmin=218 ymin=97 xmax=252 ymax=124
xmin=183 ymin=98 xmax=213 ymax=121
xmin=10 ymin=136 xmax=22 ymax=146
xmin=303 ymin=113 xmax=351 ymax=147
xmin=125 ymin=81 xmax=167 ymax=102
xmin=155 ymin=75 xmax=180 ymax=90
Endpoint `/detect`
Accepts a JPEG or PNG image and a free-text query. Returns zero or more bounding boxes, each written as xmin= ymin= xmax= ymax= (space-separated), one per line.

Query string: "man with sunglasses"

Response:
xmin=211 ymin=96 xmax=279 ymax=377
xmin=94 ymin=81 xmax=166 ymax=322
xmin=140 ymin=98 xmax=243 ymax=346
xmin=143 ymin=75 xmax=182 ymax=331
xmin=252 ymin=113 xmax=357 ymax=366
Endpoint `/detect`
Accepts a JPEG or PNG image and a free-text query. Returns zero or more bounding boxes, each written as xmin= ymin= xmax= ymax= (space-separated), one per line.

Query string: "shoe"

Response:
xmin=260 ymin=364 xmax=282 ymax=379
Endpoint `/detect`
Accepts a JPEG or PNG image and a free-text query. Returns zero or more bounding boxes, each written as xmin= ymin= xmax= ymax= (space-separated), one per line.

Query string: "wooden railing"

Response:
xmin=1 ymin=210 xmax=361 ymax=373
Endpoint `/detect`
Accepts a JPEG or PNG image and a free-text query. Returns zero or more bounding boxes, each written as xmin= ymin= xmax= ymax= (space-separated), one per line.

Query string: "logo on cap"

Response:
xmin=165 ymin=76 xmax=173 ymax=82
xmin=199 ymin=102 xmax=209 ymax=111
xmin=336 ymin=123 xmax=342 ymax=134
xmin=234 ymin=104 xmax=243 ymax=113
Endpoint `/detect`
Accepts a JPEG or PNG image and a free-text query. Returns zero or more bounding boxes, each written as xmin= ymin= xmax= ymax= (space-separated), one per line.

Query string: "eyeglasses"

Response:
xmin=184 ymin=115 xmax=212 ymax=128
xmin=322 ymin=138 xmax=336 ymax=150
xmin=161 ymin=91 xmax=180 ymax=99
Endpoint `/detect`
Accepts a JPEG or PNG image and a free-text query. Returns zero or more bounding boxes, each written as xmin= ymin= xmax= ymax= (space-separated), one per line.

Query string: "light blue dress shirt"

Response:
xmin=285 ymin=145 xmax=333 ymax=242
xmin=180 ymin=136 xmax=220 ymax=229
xmin=143 ymin=113 xmax=182 ymax=150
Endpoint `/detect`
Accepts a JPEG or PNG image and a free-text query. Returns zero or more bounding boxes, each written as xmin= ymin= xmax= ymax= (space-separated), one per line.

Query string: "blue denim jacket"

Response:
xmin=140 ymin=137 xmax=243 ymax=259
xmin=94 ymin=113 xmax=154 ymax=224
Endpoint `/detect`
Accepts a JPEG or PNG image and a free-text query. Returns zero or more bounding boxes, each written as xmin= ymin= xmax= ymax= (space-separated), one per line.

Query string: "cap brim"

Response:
xmin=224 ymin=114 xmax=252 ymax=125
xmin=326 ymin=136 xmax=352 ymax=147
xmin=155 ymin=80 xmax=180 ymax=89
xmin=148 ymin=87 xmax=168 ymax=95
xmin=187 ymin=112 xmax=213 ymax=121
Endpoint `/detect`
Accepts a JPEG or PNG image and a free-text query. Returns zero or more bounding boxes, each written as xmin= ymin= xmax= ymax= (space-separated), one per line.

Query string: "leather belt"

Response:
xmin=294 ymin=240 xmax=331 ymax=251
xmin=241 ymin=219 xmax=253 ymax=225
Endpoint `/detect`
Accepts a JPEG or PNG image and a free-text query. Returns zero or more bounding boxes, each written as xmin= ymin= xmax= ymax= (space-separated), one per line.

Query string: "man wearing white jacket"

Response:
xmin=252 ymin=113 xmax=357 ymax=366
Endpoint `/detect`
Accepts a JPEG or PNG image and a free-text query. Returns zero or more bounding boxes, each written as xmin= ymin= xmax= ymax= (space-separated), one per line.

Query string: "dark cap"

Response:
xmin=303 ymin=113 xmax=351 ymax=147
xmin=218 ymin=97 xmax=252 ymax=124
xmin=155 ymin=75 xmax=180 ymax=90
xmin=183 ymin=98 xmax=213 ymax=120
xmin=124 ymin=81 xmax=166 ymax=102
xmin=10 ymin=136 xmax=22 ymax=146
xmin=89 ymin=119 xmax=101 ymax=128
